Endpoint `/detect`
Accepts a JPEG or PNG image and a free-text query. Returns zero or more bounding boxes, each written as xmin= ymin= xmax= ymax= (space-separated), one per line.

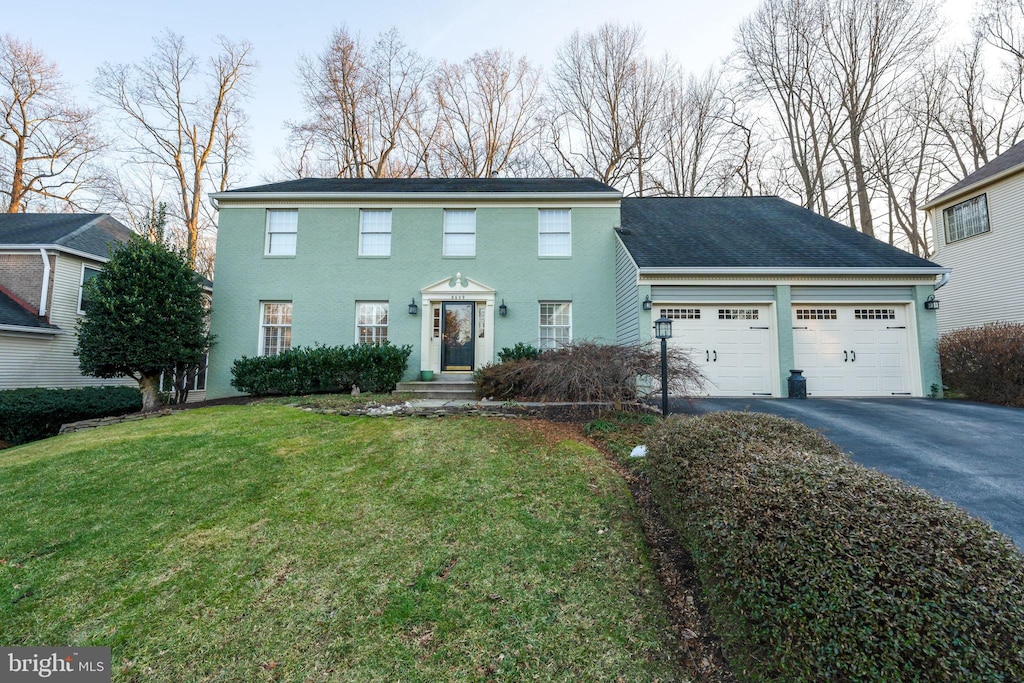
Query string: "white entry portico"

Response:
xmin=419 ymin=273 xmax=496 ymax=374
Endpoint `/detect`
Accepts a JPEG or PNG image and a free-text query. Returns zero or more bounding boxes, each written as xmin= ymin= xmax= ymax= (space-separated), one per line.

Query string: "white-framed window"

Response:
xmin=357 ymin=301 xmax=389 ymax=344
xmin=265 ymin=210 xmax=298 ymax=256
xmin=944 ymin=194 xmax=990 ymax=243
xmin=260 ymin=302 xmax=292 ymax=356
xmin=538 ymin=209 xmax=571 ymax=257
xmin=78 ymin=265 xmax=101 ymax=314
xmin=539 ymin=301 xmax=572 ymax=350
xmin=159 ymin=354 xmax=209 ymax=393
xmin=443 ymin=209 xmax=476 ymax=257
xmin=359 ymin=210 xmax=392 ymax=256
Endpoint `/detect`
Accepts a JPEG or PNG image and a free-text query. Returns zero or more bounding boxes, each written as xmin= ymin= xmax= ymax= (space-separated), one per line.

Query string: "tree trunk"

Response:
xmin=138 ymin=374 xmax=161 ymax=412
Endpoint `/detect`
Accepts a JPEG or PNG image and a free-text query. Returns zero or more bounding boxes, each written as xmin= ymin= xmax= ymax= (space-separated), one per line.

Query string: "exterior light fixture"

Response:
xmin=653 ymin=316 xmax=673 ymax=417
xmin=924 ymin=294 xmax=940 ymax=311
xmin=408 ymin=298 xmax=419 ymax=315
xmin=499 ymin=299 xmax=508 ymax=316
xmin=642 ymin=295 xmax=653 ymax=311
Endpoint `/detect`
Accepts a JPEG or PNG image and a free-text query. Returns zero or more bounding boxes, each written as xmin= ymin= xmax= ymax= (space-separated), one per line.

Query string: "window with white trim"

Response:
xmin=795 ymin=308 xmax=837 ymax=320
xmin=260 ymin=302 xmax=292 ymax=356
xmin=719 ymin=308 xmax=759 ymax=320
xmin=265 ymin=210 xmax=298 ymax=256
xmin=539 ymin=302 xmax=571 ymax=349
xmin=943 ymin=194 xmax=990 ymax=243
xmin=443 ymin=209 xmax=476 ymax=256
xmin=538 ymin=209 xmax=571 ymax=257
xmin=855 ymin=309 xmax=896 ymax=320
xmin=661 ymin=308 xmax=700 ymax=320
xmin=357 ymin=301 xmax=389 ymax=344
xmin=360 ymin=210 xmax=392 ymax=256
xmin=78 ymin=265 xmax=101 ymax=314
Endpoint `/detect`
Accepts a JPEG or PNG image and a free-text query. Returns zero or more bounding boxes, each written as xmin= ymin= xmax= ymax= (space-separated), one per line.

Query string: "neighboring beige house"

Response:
xmin=921 ymin=140 xmax=1024 ymax=332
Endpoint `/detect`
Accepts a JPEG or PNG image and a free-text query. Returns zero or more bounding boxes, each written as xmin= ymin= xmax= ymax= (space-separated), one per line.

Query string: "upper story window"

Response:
xmin=265 ymin=210 xmax=298 ymax=256
xmin=443 ymin=209 xmax=476 ymax=257
xmin=360 ymin=209 xmax=392 ymax=256
xmin=539 ymin=209 xmax=571 ymax=257
xmin=260 ymin=301 xmax=292 ymax=356
xmin=943 ymin=194 xmax=990 ymax=243
xmin=78 ymin=265 xmax=101 ymax=314
xmin=356 ymin=301 xmax=389 ymax=344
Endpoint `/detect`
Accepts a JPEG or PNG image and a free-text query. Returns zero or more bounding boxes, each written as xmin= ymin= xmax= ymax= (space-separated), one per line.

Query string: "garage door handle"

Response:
xmin=844 ymin=350 xmax=848 ymax=362
xmin=851 ymin=350 xmax=856 ymax=362
xmin=713 ymin=350 xmax=717 ymax=362
xmin=706 ymin=350 xmax=710 ymax=362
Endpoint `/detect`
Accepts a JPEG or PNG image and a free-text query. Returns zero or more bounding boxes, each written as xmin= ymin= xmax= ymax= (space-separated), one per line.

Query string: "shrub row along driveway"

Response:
xmin=670 ymin=397 xmax=1024 ymax=546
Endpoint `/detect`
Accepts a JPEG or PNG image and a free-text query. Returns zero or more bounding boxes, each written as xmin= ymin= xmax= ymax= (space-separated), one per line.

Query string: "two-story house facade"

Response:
xmin=920 ymin=139 xmax=1024 ymax=332
xmin=207 ymin=178 xmax=948 ymax=399
xmin=0 ymin=213 xmax=136 ymax=390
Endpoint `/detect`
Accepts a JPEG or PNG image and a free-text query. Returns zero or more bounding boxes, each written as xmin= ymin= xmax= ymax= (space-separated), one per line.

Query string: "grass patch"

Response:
xmin=0 ymin=406 xmax=681 ymax=681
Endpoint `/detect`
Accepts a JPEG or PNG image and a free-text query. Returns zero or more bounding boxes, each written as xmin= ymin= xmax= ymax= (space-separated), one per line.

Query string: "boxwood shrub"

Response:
xmin=230 ymin=343 xmax=412 ymax=396
xmin=0 ymin=386 xmax=142 ymax=445
xmin=646 ymin=412 xmax=1024 ymax=681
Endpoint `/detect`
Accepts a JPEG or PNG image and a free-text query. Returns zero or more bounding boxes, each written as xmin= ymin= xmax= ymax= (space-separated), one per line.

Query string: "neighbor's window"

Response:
xmin=78 ymin=265 xmax=101 ymax=314
xmin=357 ymin=301 xmax=389 ymax=344
xmin=538 ymin=209 xmax=571 ymax=257
xmin=359 ymin=209 xmax=392 ymax=256
xmin=265 ymin=210 xmax=298 ymax=256
xmin=944 ymin=194 xmax=990 ymax=243
xmin=443 ymin=209 xmax=476 ymax=256
xmin=539 ymin=301 xmax=572 ymax=350
xmin=260 ymin=302 xmax=292 ymax=356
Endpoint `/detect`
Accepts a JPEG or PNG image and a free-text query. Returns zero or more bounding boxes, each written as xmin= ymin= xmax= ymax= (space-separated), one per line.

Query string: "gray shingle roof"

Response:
xmin=922 ymin=139 xmax=1024 ymax=208
xmin=0 ymin=290 xmax=60 ymax=331
xmin=0 ymin=214 xmax=133 ymax=260
xmin=219 ymin=177 xmax=620 ymax=195
xmin=618 ymin=197 xmax=942 ymax=270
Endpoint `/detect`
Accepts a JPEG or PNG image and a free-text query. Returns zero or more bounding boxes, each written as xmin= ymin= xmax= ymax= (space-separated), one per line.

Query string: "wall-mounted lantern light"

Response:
xmin=408 ymin=298 xmax=419 ymax=315
xmin=499 ymin=299 xmax=508 ymax=316
xmin=642 ymin=295 xmax=653 ymax=311
xmin=924 ymin=294 xmax=940 ymax=311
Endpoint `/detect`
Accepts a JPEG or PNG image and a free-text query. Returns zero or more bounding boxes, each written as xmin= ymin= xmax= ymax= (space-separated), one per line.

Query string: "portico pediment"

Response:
xmin=420 ymin=272 xmax=495 ymax=297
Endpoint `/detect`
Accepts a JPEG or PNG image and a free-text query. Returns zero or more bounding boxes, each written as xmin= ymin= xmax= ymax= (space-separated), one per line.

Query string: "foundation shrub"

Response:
xmin=0 ymin=386 xmax=142 ymax=445
xmin=230 ymin=343 xmax=412 ymax=396
xmin=646 ymin=411 xmax=1024 ymax=682
xmin=475 ymin=340 xmax=702 ymax=403
xmin=939 ymin=322 xmax=1024 ymax=406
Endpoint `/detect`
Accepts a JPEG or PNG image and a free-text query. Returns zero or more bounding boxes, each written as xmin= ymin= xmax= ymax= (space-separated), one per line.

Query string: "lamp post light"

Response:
xmin=654 ymin=316 xmax=673 ymax=417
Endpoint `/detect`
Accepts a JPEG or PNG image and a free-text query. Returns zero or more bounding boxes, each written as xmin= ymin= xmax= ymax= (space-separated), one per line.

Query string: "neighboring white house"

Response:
xmin=921 ymin=140 xmax=1024 ymax=332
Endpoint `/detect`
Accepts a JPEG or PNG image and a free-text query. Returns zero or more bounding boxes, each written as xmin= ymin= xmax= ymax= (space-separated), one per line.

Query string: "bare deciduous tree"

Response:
xmin=0 ymin=34 xmax=103 ymax=213
xmin=291 ymin=27 xmax=432 ymax=179
xmin=431 ymin=49 xmax=543 ymax=177
xmin=95 ymin=31 xmax=255 ymax=270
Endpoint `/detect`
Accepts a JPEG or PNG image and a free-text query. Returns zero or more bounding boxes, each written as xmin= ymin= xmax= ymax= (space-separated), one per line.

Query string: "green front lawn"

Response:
xmin=0 ymin=406 xmax=681 ymax=681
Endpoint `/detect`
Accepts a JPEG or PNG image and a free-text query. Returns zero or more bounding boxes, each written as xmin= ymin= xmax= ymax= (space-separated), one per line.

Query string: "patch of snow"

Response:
xmin=629 ymin=444 xmax=647 ymax=458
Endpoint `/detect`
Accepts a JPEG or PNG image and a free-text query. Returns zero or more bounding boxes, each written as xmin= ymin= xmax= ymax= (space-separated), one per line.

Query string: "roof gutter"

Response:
xmin=920 ymin=162 xmax=1024 ymax=210
xmin=210 ymin=190 xmax=623 ymax=208
xmin=0 ymin=244 xmax=110 ymax=264
xmin=934 ymin=271 xmax=951 ymax=290
xmin=638 ymin=266 xmax=951 ymax=277
xmin=38 ymin=248 xmax=50 ymax=317
xmin=0 ymin=324 xmax=62 ymax=336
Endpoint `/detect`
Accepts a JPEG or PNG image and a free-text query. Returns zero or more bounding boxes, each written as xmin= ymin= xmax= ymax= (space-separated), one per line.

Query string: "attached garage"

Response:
xmin=616 ymin=196 xmax=948 ymax=398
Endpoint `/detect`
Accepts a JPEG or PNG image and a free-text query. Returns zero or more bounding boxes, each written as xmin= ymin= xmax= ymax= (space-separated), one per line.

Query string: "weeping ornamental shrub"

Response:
xmin=939 ymin=322 xmax=1024 ymax=406
xmin=646 ymin=412 xmax=1024 ymax=682
xmin=230 ymin=343 xmax=411 ymax=396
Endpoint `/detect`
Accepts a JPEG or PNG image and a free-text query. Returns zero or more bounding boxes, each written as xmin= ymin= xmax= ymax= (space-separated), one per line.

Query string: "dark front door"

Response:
xmin=442 ymin=302 xmax=475 ymax=371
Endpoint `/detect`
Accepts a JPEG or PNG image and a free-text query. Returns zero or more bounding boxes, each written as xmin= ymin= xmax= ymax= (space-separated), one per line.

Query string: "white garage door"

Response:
xmin=661 ymin=305 xmax=775 ymax=397
xmin=792 ymin=305 xmax=915 ymax=397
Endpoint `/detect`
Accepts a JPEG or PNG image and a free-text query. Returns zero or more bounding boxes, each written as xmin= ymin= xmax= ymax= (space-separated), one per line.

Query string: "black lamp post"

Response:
xmin=654 ymin=316 xmax=673 ymax=417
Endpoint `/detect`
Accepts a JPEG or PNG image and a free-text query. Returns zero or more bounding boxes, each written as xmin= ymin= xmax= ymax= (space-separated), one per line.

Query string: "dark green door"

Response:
xmin=442 ymin=302 xmax=475 ymax=371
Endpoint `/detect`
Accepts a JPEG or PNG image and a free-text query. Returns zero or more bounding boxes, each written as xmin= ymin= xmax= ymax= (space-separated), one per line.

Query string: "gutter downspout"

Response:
xmin=934 ymin=272 xmax=951 ymax=290
xmin=38 ymin=248 xmax=50 ymax=318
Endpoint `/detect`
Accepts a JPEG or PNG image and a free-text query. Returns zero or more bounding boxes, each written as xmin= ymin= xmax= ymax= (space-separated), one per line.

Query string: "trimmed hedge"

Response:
xmin=939 ymin=322 xmax=1024 ymax=406
xmin=646 ymin=412 xmax=1024 ymax=682
xmin=230 ymin=343 xmax=412 ymax=396
xmin=0 ymin=386 xmax=142 ymax=445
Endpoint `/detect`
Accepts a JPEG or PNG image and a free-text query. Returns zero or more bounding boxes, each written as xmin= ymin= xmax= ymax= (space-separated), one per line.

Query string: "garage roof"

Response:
xmin=618 ymin=197 xmax=943 ymax=271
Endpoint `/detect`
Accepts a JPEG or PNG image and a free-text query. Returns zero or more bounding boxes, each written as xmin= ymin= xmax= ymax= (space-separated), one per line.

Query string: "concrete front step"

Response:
xmin=394 ymin=380 xmax=477 ymax=400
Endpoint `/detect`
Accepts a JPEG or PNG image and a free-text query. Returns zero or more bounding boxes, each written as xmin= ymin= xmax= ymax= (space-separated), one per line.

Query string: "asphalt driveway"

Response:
xmin=668 ymin=397 xmax=1024 ymax=546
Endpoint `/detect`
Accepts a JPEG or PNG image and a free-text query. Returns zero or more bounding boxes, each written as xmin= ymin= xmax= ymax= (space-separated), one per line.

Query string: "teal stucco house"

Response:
xmin=207 ymin=178 xmax=947 ymax=399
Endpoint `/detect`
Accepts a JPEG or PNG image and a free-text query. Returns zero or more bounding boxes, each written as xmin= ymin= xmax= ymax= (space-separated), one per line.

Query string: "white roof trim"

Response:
xmin=638 ymin=267 xmax=950 ymax=276
xmin=920 ymin=163 xmax=1024 ymax=210
xmin=0 ymin=244 xmax=109 ymax=263
xmin=211 ymin=190 xmax=622 ymax=207
xmin=0 ymin=324 xmax=63 ymax=336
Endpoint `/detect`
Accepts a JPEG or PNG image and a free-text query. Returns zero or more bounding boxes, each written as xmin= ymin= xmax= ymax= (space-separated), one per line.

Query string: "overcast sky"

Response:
xmin=5 ymin=0 xmax=979 ymax=183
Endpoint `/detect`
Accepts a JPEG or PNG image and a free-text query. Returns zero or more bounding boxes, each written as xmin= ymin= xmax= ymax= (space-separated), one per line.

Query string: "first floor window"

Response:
xmin=539 ymin=209 xmax=571 ymax=257
xmin=265 ymin=210 xmax=298 ymax=256
xmin=260 ymin=302 xmax=292 ymax=356
xmin=943 ymin=194 xmax=989 ymax=243
xmin=357 ymin=301 xmax=389 ymax=344
xmin=78 ymin=265 xmax=101 ymax=314
xmin=539 ymin=301 xmax=571 ymax=350
xmin=360 ymin=209 xmax=392 ymax=256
